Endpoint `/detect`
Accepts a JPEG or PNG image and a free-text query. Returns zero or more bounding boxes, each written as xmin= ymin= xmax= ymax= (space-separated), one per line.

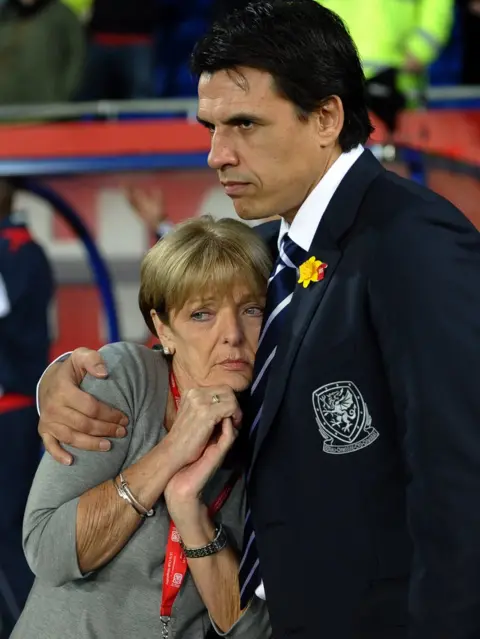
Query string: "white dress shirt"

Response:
xmin=278 ymin=145 xmax=364 ymax=252
xmin=255 ymin=144 xmax=364 ymax=602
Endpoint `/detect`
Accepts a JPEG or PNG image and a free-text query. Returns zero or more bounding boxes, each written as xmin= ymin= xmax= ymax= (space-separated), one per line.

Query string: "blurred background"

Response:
xmin=0 ymin=0 xmax=478 ymax=354
xmin=0 ymin=1 xmax=479 ymax=633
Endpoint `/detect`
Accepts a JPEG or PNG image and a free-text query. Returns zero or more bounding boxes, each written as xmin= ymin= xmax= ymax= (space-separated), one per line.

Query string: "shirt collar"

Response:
xmin=278 ymin=145 xmax=364 ymax=252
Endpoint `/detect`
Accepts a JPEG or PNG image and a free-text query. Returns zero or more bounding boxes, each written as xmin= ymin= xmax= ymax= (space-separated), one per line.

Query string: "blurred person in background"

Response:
xmin=77 ymin=0 xmax=178 ymax=101
xmin=62 ymin=0 xmax=92 ymax=21
xmin=126 ymin=186 xmax=278 ymax=240
xmin=0 ymin=0 xmax=85 ymax=105
xmin=320 ymin=0 xmax=454 ymax=131
xmin=0 ymin=179 xmax=54 ymax=638
xmin=458 ymin=0 xmax=480 ymax=84
xmin=127 ymin=186 xmax=175 ymax=240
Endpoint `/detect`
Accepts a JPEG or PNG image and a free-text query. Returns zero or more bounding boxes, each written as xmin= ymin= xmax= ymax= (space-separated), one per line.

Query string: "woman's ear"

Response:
xmin=150 ymin=310 xmax=176 ymax=355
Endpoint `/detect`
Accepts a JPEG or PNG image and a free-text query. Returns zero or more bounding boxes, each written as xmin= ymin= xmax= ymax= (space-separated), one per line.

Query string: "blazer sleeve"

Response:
xmin=23 ymin=342 xmax=164 ymax=587
xmin=207 ymin=478 xmax=272 ymax=638
xmin=368 ymin=202 xmax=480 ymax=638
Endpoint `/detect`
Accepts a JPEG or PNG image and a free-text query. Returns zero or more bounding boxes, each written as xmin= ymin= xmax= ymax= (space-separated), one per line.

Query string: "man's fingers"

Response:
xmin=59 ymin=385 xmax=129 ymax=427
xmin=80 ymin=417 xmax=127 ymax=439
xmin=63 ymin=429 xmax=114 ymax=453
xmin=71 ymin=347 xmax=108 ymax=378
xmin=87 ymin=399 xmax=129 ymax=427
xmin=41 ymin=432 xmax=73 ymax=466
xmin=41 ymin=420 xmax=113 ymax=452
xmin=64 ymin=406 xmax=128 ymax=438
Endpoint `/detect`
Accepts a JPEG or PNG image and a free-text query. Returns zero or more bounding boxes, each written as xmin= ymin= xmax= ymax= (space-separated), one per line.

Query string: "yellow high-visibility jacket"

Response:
xmin=319 ymin=0 xmax=454 ymax=80
xmin=62 ymin=0 xmax=93 ymax=20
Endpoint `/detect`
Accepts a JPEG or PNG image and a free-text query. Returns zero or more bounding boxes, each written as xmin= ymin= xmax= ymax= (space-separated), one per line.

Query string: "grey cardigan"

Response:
xmin=12 ymin=342 xmax=271 ymax=639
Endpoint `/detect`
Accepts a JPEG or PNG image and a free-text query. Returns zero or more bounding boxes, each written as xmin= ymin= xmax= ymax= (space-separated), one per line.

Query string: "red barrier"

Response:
xmin=1 ymin=109 xmax=477 ymax=354
xmin=394 ymin=111 xmax=480 ymax=166
xmin=0 ymin=110 xmax=479 ymax=167
xmin=0 ymin=119 xmax=210 ymax=158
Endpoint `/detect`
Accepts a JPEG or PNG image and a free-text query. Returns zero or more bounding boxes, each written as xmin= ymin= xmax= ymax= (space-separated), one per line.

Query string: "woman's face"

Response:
xmin=153 ymin=282 xmax=265 ymax=393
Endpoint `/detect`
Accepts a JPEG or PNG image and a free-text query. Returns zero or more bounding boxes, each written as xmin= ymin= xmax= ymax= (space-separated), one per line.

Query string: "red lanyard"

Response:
xmin=160 ymin=369 xmax=239 ymax=627
xmin=168 ymin=368 xmax=181 ymax=410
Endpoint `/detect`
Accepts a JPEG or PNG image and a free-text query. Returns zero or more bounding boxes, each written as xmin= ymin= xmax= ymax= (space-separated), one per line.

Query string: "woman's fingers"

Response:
xmin=180 ymin=385 xmax=242 ymax=429
xmin=218 ymin=417 xmax=238 ymax=452
xmin=167 ymin=385 xmax=243 ymax=470
xmin=164 ymin=419 xmax=239 ymax=507
xmin=205 ymin=419 xmax=238 ymax=462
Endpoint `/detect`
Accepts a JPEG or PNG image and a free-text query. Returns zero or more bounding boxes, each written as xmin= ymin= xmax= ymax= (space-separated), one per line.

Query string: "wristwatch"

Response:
xmin=180 ymin=524 xmax=227 ymax=558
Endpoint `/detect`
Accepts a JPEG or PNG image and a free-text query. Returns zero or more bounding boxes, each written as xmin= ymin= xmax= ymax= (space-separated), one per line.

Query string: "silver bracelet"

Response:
xmin=114 ymin=473 xmax=155 ymax=519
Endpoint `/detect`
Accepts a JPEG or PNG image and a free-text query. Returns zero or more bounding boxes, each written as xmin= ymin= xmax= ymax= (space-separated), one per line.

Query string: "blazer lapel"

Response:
xmin=250 ymin=150 xmax=383 ymax=469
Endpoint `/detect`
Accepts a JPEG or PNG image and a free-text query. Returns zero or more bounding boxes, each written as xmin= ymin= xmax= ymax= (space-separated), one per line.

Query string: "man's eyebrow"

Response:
xmin=197 ymin=115 xmax=212 ymax=128
xmin=196 ymin=113 xmax=265 ymax=128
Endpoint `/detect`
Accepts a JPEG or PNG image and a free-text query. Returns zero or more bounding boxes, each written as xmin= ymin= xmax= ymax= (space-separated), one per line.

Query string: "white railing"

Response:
xmin=0 ymin=98 xmax=199 ymax=123
xmin=0 ymin=86 xmax=479 ymax=123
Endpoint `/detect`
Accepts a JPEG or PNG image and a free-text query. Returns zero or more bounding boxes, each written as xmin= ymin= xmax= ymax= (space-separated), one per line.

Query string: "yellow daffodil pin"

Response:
xmin=298 ymin=256 xmax=328 ymax=288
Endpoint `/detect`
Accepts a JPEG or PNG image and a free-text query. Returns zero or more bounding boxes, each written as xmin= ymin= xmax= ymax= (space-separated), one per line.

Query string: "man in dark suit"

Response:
xmin=35 ymin=1 xmax=480 ymax=637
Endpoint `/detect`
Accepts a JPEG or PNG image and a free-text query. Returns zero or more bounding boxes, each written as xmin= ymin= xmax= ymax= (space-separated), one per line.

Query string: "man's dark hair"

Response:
xmin=191 ymin=0 xmax=373 ymax=151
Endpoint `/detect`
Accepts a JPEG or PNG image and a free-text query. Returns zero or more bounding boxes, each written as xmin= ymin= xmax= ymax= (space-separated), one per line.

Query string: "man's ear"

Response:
xmin=315 ymin=95 xmax=344 ymax=147
xmin=150 ymin=310 xmax=176 ymax=355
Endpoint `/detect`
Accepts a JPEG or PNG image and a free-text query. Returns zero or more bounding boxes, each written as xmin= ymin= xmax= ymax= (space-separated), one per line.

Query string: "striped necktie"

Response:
xmin=239 ymin=234 xmax=306 ymax=608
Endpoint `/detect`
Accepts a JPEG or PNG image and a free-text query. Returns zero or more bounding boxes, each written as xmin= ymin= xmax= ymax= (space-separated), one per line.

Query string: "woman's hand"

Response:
xmin=164 ymin=385 xmax=242 ymax=476
xmin=164 ymin=416 xmax=238 ymax=524
xmin=164 ymin=418 xmax=244 ymax=632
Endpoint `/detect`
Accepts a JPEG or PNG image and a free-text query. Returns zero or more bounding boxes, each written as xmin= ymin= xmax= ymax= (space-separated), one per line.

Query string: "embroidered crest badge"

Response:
xmin=312 ymin=381 xmax=379 ymax=454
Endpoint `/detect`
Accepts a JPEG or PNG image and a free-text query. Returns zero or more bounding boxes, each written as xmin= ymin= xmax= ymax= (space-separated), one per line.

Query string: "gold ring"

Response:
xmin=212 ymin=394 xmax=220 ymax=404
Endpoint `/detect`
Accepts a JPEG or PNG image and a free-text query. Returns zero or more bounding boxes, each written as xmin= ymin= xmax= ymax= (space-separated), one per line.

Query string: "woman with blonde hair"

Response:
xmin=12 ymin=217 xmax=272 ymax=639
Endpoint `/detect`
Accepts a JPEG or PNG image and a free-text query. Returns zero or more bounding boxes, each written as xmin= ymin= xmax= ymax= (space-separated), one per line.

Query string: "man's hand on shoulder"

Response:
xmin=38 ymin=347 xmax=129 ymax=466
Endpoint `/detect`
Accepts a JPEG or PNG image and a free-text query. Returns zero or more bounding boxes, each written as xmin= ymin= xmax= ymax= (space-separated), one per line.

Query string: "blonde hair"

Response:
xmin=139 ymin=216 xmax=273 ymax=335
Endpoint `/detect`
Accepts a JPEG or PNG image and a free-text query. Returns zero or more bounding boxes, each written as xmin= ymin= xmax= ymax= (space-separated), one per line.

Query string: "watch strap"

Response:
xmin=180 ymin=523 xmax=227 ymax=558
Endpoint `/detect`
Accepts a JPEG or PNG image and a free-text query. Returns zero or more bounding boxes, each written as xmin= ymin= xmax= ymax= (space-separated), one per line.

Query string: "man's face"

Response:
xmin=197 ymin=67 xmax=331 ymax=222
